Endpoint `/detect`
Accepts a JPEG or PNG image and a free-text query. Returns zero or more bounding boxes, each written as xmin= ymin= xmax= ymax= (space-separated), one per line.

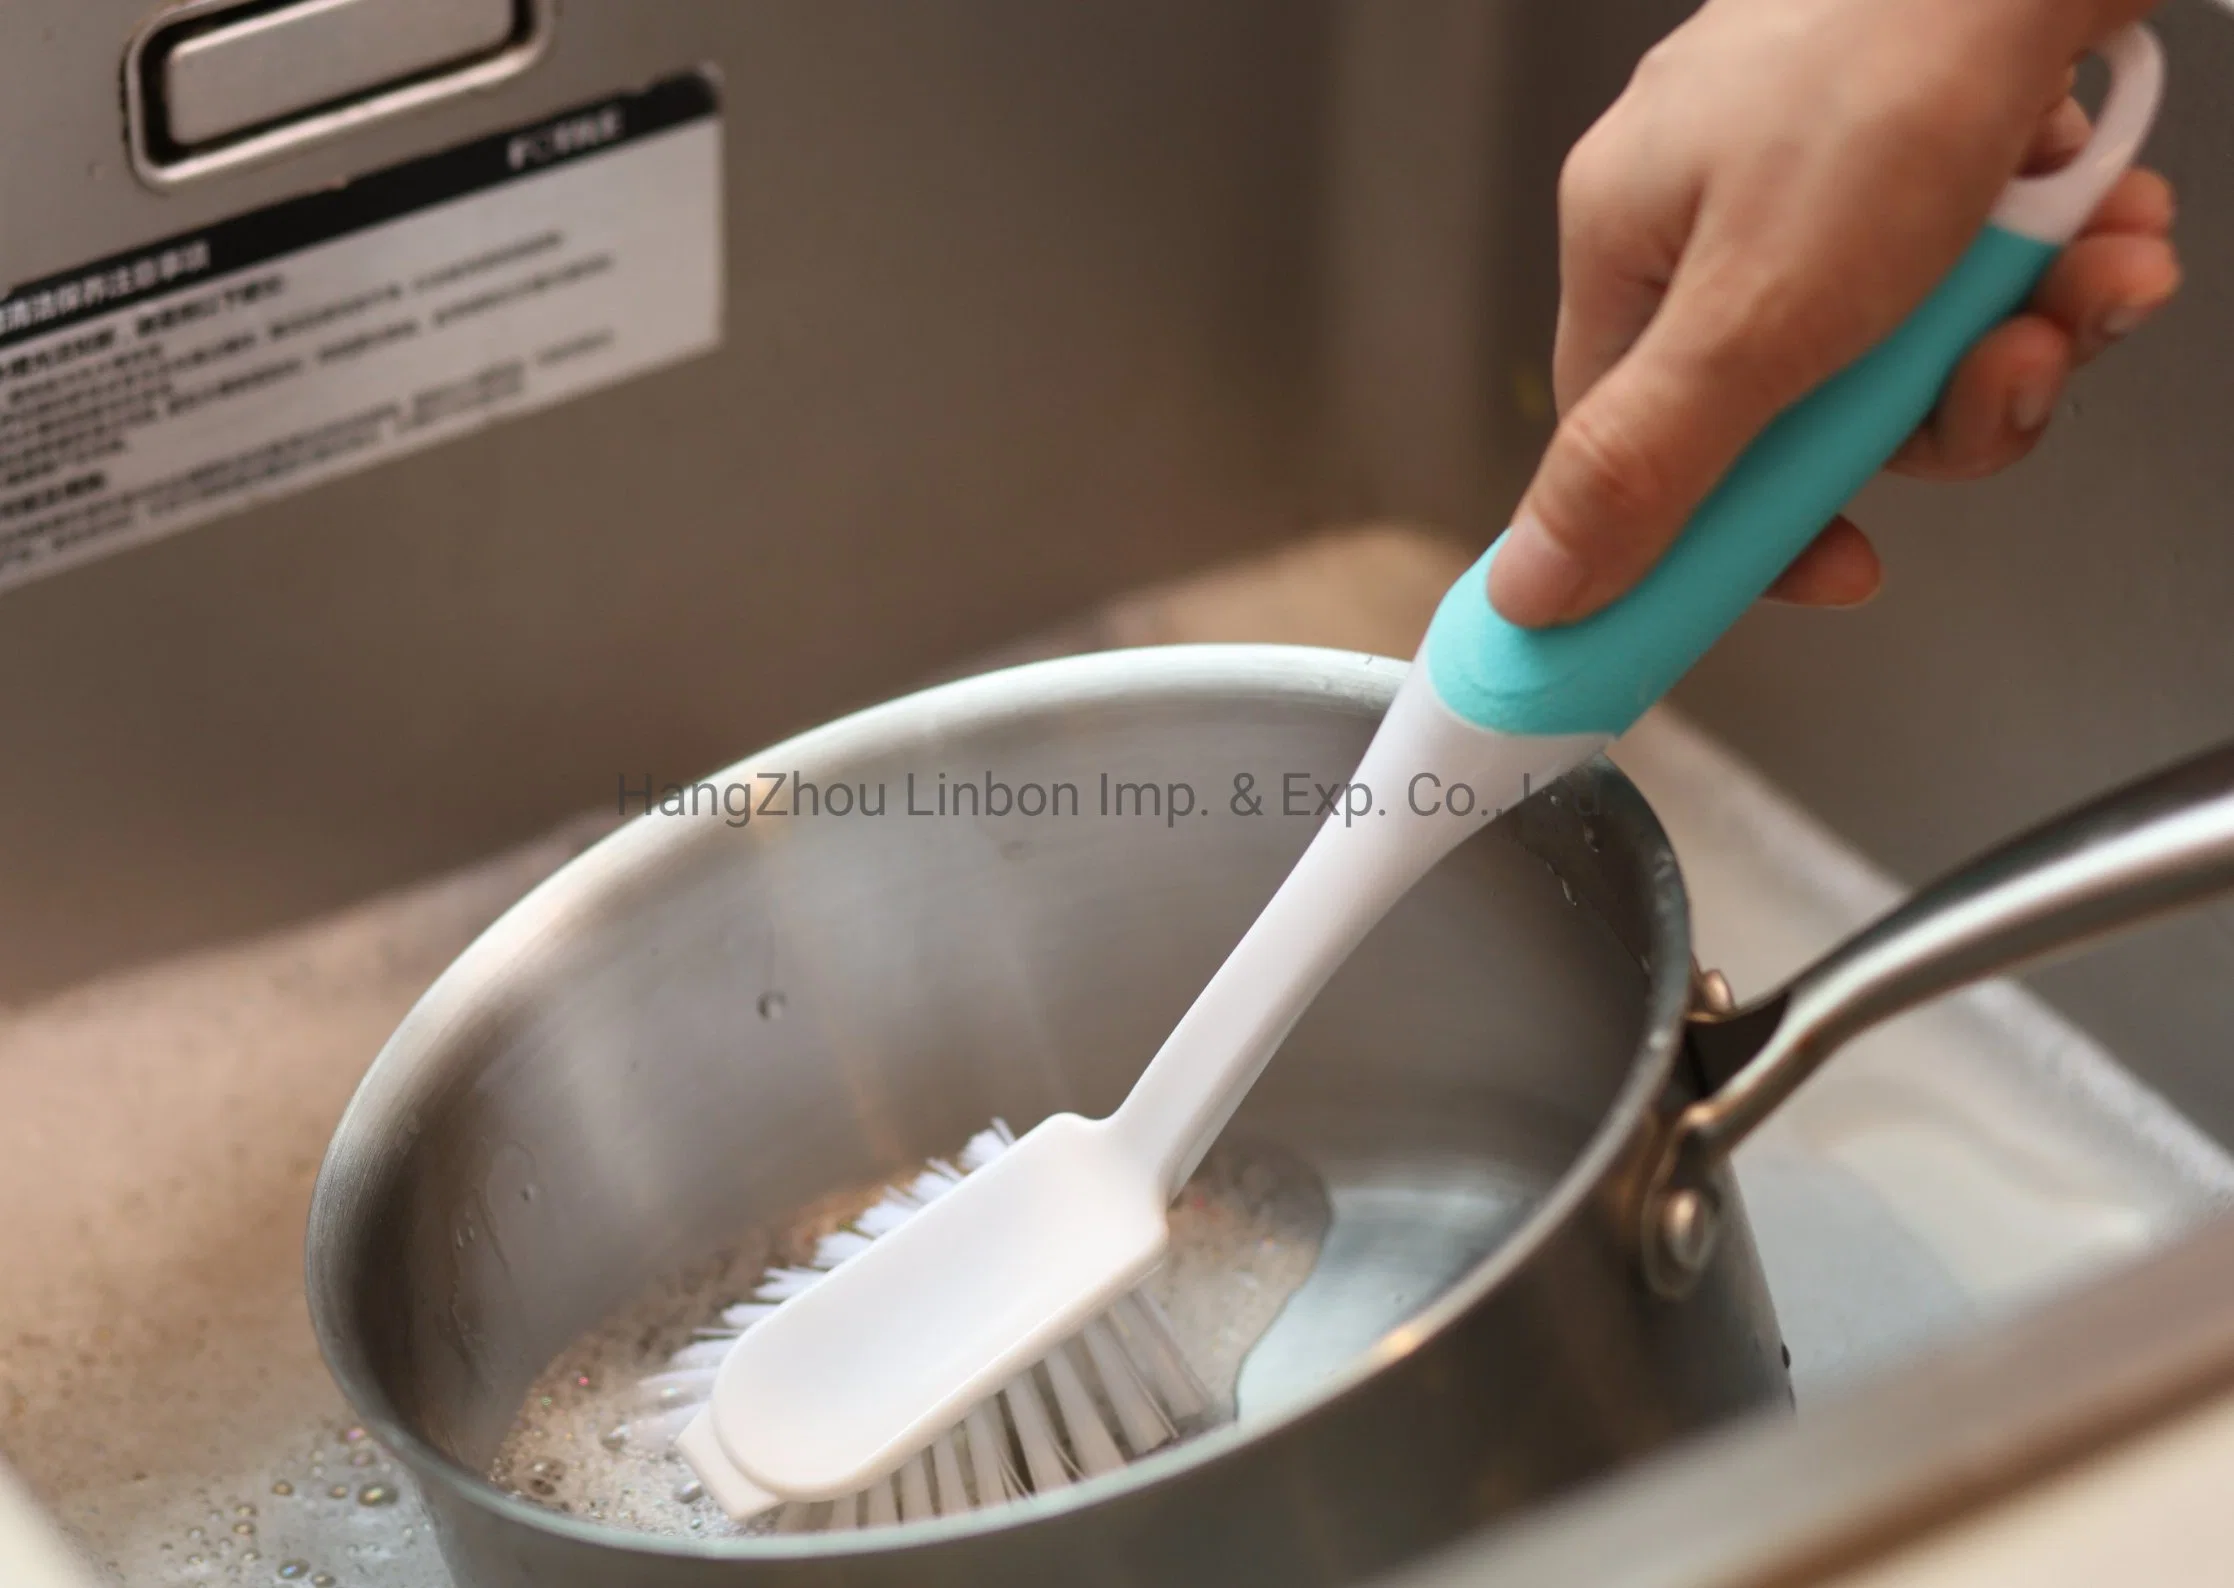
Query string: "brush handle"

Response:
xmin=0 ymin=1461 xmax=100 ymax=1588
xmin=1106 ymin=24 xmax=2164 ymax=1202
xmin=1426 ymin=22 xmax=2164 ymax=739
xmin=1108 ymin=667 xmax=1575 ymax=1191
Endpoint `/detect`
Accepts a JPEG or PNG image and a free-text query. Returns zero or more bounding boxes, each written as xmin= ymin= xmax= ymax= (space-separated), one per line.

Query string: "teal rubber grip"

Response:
xmin=1427 ymin=224 xmax=2061 ymax=737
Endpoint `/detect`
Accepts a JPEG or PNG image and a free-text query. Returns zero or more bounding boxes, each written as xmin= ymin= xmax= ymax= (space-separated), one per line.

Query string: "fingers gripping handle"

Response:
xmin=1425 ymin=229 xmax=2057 ymax=736
xmin=1425 ymin=23 xmax=2164 ymax=741
xmin=1993 ymin=23 xmax=2165 ymax=246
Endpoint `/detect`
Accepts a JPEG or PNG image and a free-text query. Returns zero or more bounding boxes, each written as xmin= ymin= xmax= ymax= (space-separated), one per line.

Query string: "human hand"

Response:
xmin=1491 ymin=0 xmax=2179 ymax=628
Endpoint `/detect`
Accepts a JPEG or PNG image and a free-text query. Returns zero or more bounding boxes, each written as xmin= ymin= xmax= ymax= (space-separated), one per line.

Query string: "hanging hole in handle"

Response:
xmin=1990 ymin=23 xmax=2165 ymax=244
xmin=2071 ymin=52 xmax=2111 ymax=121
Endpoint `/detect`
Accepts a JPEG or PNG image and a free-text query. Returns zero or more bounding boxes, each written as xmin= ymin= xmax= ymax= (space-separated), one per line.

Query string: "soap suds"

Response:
xmin=488 ymin=1134 xmax=1330 ymax=1539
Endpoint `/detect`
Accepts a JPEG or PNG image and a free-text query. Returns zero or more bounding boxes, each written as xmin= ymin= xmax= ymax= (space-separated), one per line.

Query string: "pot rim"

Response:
xmin=305 ymin=642 xmax=1697 ymax=1561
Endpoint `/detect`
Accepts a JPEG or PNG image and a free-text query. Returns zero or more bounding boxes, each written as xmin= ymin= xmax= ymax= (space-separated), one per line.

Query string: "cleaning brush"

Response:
xmin=644 ymin=1122 xmax=1216 ymax=1525
xmin=677 ymin=22 xmax=2167 ymax=1511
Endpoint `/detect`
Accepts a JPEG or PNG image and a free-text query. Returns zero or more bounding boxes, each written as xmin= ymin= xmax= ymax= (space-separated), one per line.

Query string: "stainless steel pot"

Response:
xmin=307 ymin=646 xmax=2234 ymax=1588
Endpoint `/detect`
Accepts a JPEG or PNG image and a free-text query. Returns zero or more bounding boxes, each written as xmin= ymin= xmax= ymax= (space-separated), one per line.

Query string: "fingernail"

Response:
xmin=2011 ymin=372 xmax=2059 ymax=434
xmin=1489 ymin=513 xmax=1590 ymax=627
xmin=2100 ymin=301 xmax=2155 ymax=341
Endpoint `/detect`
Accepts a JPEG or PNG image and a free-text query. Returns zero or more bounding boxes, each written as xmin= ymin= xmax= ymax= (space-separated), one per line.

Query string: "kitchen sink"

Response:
xmin=3 ymin=528 xmax=2227 ymax=1586
xmin=6 ymin=0 xmax=2234 ymax=1579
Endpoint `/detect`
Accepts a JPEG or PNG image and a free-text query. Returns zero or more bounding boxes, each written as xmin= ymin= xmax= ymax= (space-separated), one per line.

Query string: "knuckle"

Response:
xmin=1668 ymin=256 xmax=1859 ymax=409
xmin=1557 ymin=127 xmax=1617 ymax=217
xmin=1858 ymin=76 xmax=2015 ymax=183
xmin=1629 ymin=32 xmax=1686 ymax=90
xmin=1553 ymin=396 xmax=1672 ymax=530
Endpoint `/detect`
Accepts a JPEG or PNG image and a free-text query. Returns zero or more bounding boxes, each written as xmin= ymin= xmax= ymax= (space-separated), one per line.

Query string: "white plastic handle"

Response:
xmin=1991 ymin=23 xmax=2165 ymax=244
xmin=0 ymin=1463 xmax=100 ymax=1588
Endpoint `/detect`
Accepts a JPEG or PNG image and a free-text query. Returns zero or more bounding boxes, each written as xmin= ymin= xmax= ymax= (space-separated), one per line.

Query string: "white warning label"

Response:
xmin=0 ymin=73 xmax=722 ymax=593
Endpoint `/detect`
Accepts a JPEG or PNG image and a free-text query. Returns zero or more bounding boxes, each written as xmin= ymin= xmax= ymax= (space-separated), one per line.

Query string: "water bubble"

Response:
xmin=756 ymin=991 xmax=787 ymax=1020
xmin=276 ymin=1563 xmax=309 ymax=1581
xmin=599 ymin=1424 xmax=629 ymax=1452
xmin=530 ymin=1458 xmax=565 ymax=1478
xmin=189 ymin=1527 xmax=206 ymax=1542
xmin=232 ymin=1521 xmax=256 ymax=1536
xmin=349 ymin=1449 xmax=374 ymax=1467
xmin=235 ymin=1503 xmax=256 ymax=1517
xmin=269 ymin=1482 xmax=293 ymax=1497
xmin=356 ymin=1483 xmax=396 ymax=1507
xmin=242 ymin=1548 xmax=260 ymax=1563
xmin=327 ymin=1486 xmax=349 ymax=1500
xmin=311 ymin=1576 xmax=336 ymax=1588
xmin=186 ymin=1554 xmax=204 ymax=1566
xmin=340 ymin=1426 xmax=366 ymax=1444
xmin=675 ymin=1479 xmax=705 ymax=1504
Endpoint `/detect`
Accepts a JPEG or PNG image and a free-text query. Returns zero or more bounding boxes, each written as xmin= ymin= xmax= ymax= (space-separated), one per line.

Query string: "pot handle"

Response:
xmin=1641 ymin=742 xmax=2234 ymax=1297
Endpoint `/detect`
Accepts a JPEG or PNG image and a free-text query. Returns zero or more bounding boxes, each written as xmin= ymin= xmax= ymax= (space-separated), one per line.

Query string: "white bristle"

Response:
xmin=1109 ymin=1292 xmax=1212 ymax=1422
xmin=665 ymin=1337 xmax=737 ymax=1371
xmin=811 ymin=1229 xmax=877 ymax=1267
xmin=753 ymin=1267 xmax=826 ymax=1302
xmin=638 ymin=1366 xmax=718 ymax=1401
xmin=930 ymin=1432 xmax=970 ymax=1517
xmin=958 ymin=1122 xmax=1015 ymax=1170
xmin=864 ymin=1478 xmax=898 ymax=1528
xmin=962 ymin=1401 xmax=1017 ymax=1509
xmin=853 ymin=1202 xmax=918 ymax=1239
xmin=659 ymin=1116 xmax=1213 ymax=1533
xmin=1045 ymin=1341 xmax=1126 ymax=1477
xmin=910 ymin=1160 xmax=967 ymax=1194
xmin=898 ymin=1455 xmax=935 ymax=1521
xmin=1080 ymin=1317 xmax=1173 ymax=1456
xmin=1002 ymin=1371 xmax=1073 ymax=1493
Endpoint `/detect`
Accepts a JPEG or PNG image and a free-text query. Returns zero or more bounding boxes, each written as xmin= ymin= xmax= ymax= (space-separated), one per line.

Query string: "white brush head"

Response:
xmin=705 ymin=1112 xmax=1169 ymax=1499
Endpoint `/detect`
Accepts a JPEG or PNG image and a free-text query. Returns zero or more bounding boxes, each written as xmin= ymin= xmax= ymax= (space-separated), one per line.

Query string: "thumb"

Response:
xmin=1491 ymin=275 xmax=1821 ymax=629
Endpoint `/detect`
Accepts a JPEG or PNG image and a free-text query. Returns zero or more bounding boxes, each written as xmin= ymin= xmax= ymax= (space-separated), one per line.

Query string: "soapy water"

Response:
xmin=488 ymin=1133 xmax=1332 ymax=1539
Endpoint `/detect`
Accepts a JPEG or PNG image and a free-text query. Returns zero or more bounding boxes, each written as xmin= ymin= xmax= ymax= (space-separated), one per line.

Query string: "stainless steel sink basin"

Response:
xmin=6 ymin=0 xmax=2234 ymax=1578
xmin=3 ymin=0 xmax=2232 ymax=1144
xmin=4 ymin=530 xmax=2229 ymax=1586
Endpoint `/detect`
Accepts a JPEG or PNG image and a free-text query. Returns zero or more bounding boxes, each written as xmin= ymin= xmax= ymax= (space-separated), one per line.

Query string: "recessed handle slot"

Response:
xmin=126 ymin=0 xmax=549 ymax=186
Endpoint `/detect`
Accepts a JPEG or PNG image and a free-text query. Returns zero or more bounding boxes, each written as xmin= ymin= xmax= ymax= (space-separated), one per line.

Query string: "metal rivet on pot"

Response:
xmin=1658 ymin=1189 xmax=1722 ymax=1278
